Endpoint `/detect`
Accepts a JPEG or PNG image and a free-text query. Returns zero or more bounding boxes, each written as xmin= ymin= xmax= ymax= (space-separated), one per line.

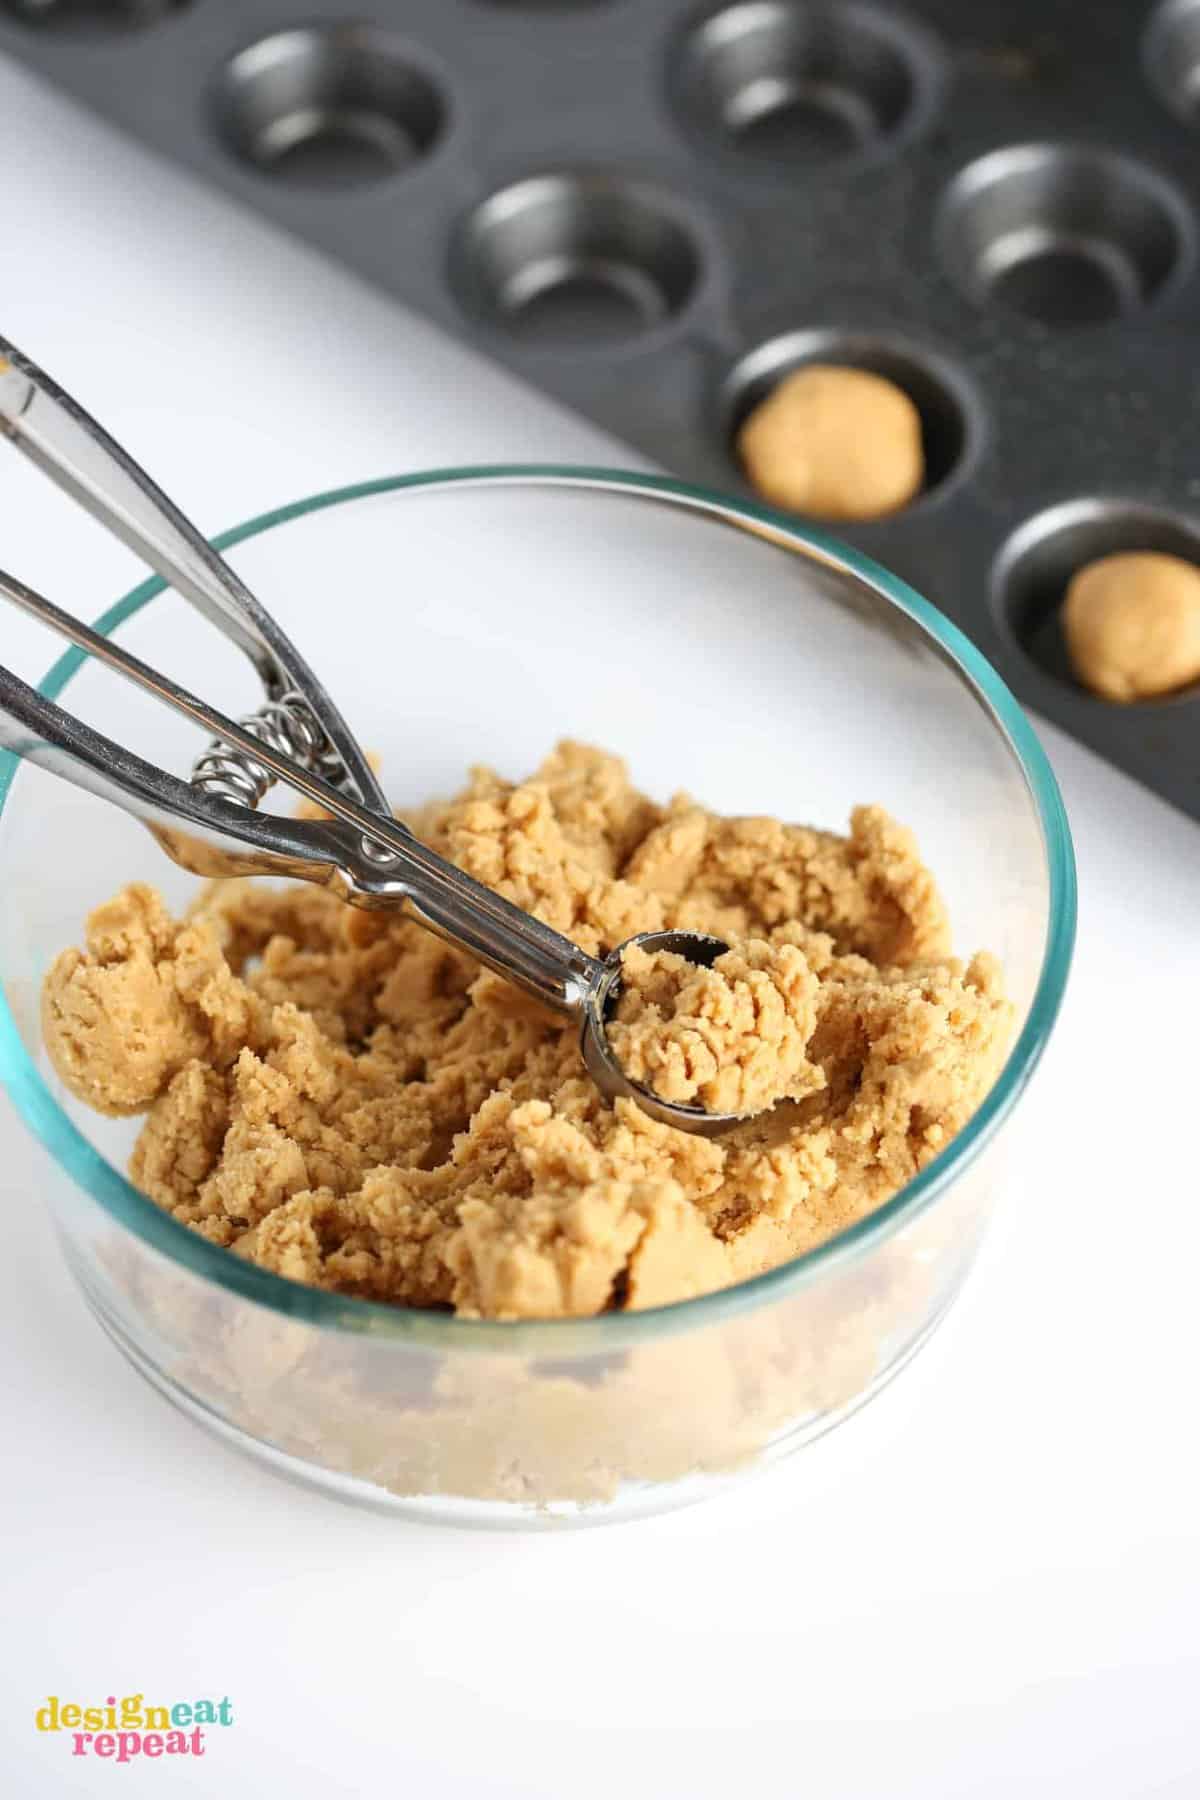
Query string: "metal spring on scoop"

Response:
xmin=190 ymin=690 xmax=346 ymax=809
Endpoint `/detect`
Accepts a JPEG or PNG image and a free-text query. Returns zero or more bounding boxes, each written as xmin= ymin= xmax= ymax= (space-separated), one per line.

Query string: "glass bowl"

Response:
xmin=0 ymin=468 xmax=1075 ymax=1528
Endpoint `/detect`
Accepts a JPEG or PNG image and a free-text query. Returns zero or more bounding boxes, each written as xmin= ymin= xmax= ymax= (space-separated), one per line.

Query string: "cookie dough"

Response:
xmin=1062 ymin=549 xmax=1200 ymax=702
xmin=737 ymin=363 xmax=925 ymax=521
xmin=609 ymin=939 xmax=823 ymax=1116
xmin=43 ymin=742 xmax=1011 ymax=1321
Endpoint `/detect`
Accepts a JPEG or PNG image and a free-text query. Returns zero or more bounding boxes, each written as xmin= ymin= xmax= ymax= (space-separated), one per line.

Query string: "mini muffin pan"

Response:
xmin=2 ymin=0 xmax=1199 ymax=818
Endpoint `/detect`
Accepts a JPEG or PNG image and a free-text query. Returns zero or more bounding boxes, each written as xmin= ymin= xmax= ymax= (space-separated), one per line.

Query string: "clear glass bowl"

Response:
xmin=0 ymin=468 xmax=1075 ymax=1527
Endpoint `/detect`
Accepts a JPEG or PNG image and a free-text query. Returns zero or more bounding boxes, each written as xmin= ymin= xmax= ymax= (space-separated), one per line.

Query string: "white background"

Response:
xmin=1 ymin=53 xmax=1197 ymax=1800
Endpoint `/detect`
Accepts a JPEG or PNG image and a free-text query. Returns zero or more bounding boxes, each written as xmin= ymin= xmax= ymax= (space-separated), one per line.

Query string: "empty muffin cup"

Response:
xmin=453 ymin=173 xmax=703 ymax=345
xmin=937 ymin=144 xmax=1192 ymax=327
xmin=671 ymin=0 xmax=941 ymax=165
xmin=215 ymin=25 xmax=446 ymax=187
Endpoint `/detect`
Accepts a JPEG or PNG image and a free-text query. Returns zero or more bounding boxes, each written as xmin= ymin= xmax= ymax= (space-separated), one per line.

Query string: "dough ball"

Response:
xmin=1062 ymin=551 xmax=1200 ymax=702
xmin=736 ymin=363 xmax=925 ymax=521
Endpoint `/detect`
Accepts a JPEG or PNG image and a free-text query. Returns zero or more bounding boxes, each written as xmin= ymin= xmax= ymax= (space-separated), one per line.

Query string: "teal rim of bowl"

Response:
xmin=0 ymin=465 xmax=1076 ymax=1353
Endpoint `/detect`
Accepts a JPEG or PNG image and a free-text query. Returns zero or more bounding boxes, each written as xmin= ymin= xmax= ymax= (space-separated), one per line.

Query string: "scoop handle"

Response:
xmin=0 ymin=563 xmax=606 ymax=1018
xmin=0 ymin=659 xmax=344 ymax=885
xmin=0 ymin=335 xmax=387 ymax=817
xmin=0 ymin=667 xmax=605 ymax=1019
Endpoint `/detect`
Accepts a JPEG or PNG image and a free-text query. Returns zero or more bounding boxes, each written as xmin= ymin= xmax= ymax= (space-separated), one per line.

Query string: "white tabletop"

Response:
xmin=2 ymin=58 xmax=1197 ymax=1800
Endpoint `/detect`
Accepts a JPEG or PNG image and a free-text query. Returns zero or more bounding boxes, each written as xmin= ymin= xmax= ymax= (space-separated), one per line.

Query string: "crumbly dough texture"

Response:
xmin=43 ymin=742 xmax=1011 ymax=1321
xmin=736 ymin=363 xmax=925 ymax=521
xmin=1062 ymin=549 xmax=1200 ymax=702
xmin=610 ymin=940 xmax=823 ymax=1116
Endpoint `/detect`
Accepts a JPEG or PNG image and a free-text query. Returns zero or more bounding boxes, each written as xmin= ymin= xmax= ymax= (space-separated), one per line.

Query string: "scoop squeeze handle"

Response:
xmin=0 ymin=336 xmax=388 ymax=820
xmin=0 ymin=557 xmax=605 ymax=1015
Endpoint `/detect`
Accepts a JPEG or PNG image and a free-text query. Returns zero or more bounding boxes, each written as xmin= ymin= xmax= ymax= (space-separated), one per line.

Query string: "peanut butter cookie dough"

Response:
xmin=609 ymin=939 xmax=823 ymax=1117
xmin=1063 ymin=549 xmax=1200 ymax=702
xmin=737 ymin=364 xmax=925 ymax=521
xmin=43 ymin=742 xmax=1011 ymax=1321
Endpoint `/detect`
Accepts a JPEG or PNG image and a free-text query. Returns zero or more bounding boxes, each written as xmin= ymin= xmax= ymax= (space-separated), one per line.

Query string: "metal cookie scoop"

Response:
xmin=0 ymin=337 xmax=744 ymax=1137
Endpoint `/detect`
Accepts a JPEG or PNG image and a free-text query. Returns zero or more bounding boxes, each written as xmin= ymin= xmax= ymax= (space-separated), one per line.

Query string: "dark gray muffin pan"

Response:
xmin=2 ymin=0 xmax=1198 ymax=818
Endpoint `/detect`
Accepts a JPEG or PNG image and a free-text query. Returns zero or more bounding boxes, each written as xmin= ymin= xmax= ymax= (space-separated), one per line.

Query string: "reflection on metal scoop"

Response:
xmin=0 ymin=336 xmax=746 ymax=1137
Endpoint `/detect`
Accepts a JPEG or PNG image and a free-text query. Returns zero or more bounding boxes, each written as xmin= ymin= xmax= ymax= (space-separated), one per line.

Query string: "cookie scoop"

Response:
xmin=0 ymin=335 xmax=745 ymax=1136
